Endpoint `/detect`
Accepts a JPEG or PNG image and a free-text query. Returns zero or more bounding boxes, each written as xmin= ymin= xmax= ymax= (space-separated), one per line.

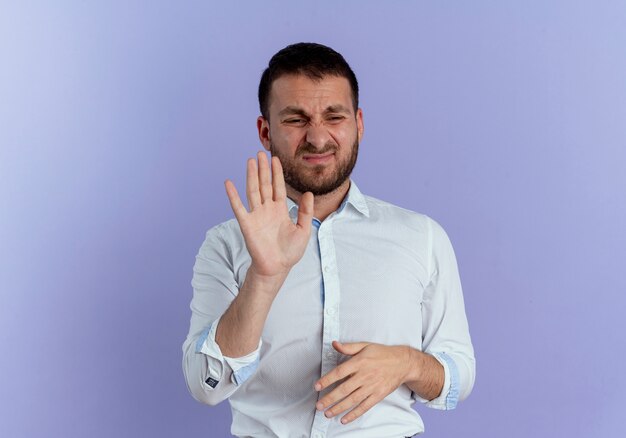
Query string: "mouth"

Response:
xmin=302 ymin=152 xmax=335 ymax=165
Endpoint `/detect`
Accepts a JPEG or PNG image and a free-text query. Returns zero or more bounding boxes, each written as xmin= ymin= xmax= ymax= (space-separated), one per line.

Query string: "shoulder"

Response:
xmin=362 ymin=193 xmax=433 ymax=231
xmin=204 ymin=218 xmax=241 ymax=240
xmin=360 ymin=193 xmax=454 ymax=245
xmin=198 ymin=218 xmax=245 ymax=258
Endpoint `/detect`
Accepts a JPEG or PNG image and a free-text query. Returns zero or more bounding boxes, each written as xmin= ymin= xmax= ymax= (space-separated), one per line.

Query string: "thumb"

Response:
xmin=296 ymin=191 xmax=314 ymax=230
xmin=332 ymin=340 xmax=369 ymax=356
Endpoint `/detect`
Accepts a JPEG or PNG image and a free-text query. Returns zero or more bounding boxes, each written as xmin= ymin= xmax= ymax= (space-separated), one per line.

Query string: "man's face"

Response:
xmin=258 ymin=74 xmax=364 ymax=196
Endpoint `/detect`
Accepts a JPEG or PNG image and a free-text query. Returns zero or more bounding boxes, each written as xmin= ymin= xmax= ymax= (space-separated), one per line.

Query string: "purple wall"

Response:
xmin=2 ymin=2 xmax=625 ymax=437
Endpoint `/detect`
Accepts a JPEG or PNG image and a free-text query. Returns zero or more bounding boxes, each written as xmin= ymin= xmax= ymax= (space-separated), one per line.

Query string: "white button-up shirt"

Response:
xmin=182 ymin=180 xmax=475 ymax=437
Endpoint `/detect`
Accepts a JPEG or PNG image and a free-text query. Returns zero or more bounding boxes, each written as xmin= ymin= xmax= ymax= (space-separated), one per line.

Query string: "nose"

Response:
xmin=305 ymin=124 xmax=332 ymax=150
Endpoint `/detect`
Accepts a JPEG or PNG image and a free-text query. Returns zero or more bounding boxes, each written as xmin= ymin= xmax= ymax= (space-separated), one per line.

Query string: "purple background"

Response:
xmin=2 ymin=2 xmax=625 ymax=437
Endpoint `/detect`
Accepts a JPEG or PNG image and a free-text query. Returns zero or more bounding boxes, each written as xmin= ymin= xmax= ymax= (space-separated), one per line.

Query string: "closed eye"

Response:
xmin=284 ymin=118 xmax=307 ymax=125
xmin=327 ymin=115 xmax=346 ymax=123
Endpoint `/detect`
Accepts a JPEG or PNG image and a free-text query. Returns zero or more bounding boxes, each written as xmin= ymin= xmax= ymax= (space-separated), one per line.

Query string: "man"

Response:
xmin=183 ymin=42 xmax=475 ymax=437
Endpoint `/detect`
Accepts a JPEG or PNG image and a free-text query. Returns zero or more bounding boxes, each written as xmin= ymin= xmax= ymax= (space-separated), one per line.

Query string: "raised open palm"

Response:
xmin=224 ymin=151 xmax=314 ymax=280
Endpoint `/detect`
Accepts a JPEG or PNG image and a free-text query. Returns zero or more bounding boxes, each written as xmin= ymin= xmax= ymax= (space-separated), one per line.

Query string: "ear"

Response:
xmin=257 ymin=116 xmax=271 ymax=151
xmin=356 ymin=108 xmax=364 ymax=142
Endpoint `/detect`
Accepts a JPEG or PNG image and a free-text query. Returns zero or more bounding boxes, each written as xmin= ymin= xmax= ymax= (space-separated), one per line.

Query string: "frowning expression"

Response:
xmin=257 ymin=74 xmax=364 ymax=196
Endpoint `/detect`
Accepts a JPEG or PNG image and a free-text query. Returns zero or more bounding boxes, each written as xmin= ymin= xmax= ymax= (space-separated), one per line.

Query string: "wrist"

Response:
xmin=404 ymin=347 xmax=425 ymax=384
xmin=241 ymin=263 xmax=289 ymax=300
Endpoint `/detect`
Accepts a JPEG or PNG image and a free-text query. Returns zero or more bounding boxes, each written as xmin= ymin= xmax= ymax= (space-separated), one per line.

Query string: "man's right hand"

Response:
xmin=224 ymin=151 xmax=314 ymax=293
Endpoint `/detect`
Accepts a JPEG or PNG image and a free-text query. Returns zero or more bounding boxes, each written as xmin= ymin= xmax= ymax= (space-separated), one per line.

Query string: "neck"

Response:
xmin=286 ymin=179 xmax=351 ymax=222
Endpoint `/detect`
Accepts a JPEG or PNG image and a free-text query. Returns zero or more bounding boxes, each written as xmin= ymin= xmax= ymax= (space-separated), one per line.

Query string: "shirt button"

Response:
xmin=324 ymin=265 xmax=330 ymax=273
xmin=326 ymin=307 xmax=335 ymax=316
xmin=325 ymin=350 xmax=334 ymax=359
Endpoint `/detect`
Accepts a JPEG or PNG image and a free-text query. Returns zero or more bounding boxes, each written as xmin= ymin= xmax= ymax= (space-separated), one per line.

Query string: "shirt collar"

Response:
xmin=286 ymin=179 xmax=370 ymax=219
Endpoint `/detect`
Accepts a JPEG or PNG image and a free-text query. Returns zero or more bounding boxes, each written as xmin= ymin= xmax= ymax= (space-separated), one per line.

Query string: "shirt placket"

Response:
xmin=310 ymin=218 xmax=341 ymax=438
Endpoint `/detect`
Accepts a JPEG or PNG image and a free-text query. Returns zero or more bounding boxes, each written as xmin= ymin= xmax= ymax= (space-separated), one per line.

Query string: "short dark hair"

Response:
xmin=258 ymin=42 xmax=359 ymax=120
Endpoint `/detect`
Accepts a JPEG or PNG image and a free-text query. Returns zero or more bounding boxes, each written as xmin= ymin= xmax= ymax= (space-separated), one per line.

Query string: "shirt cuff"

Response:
xmin=414 ymin=352 xmax=460 ymax=410
xmin=195 ymin=317 xmax=262 ymax=388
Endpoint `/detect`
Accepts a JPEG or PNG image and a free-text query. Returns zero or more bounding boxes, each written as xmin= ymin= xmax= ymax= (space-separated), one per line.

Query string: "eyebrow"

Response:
xmin=324 ymin=104 xmax=352 ymax=114
xmin=278 ymin=106 xmax=308 ymax=118
xmin=278 ymin=104 xmax=352 ymax=118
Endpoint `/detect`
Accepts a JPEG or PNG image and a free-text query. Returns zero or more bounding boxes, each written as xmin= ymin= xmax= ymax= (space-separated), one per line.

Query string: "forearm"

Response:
xmin=404 ymin=347 xmax=445 ymax=401
xmin=215 ymin=264 xmax=287 ymax=357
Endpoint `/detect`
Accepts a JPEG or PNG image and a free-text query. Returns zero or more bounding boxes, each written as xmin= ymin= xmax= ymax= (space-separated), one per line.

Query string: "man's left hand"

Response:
xmin=313 ymin=340 xmax=412 ymax=425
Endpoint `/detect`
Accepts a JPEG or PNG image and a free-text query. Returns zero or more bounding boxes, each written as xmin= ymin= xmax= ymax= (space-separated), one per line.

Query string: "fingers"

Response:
xmin=247 ymin=152 xmax=277 ymax=209
xmin=315 ymin=361 xmax=352 ymax=392
xmin=332 ymin=341 xmax=369 ymax=356
xmin=322 ymin=385 xmax=370 ymax=420
xmin=257 ymin=151 xmax=273 ymax=203
xmin=340 ymin=394 xmax=377 ymax=424
xmin=224 ymin=179 xmax=247 ymax=222
xmin=271 ymin=156 xmax=287 ymax=201
xmin=316 ymin=375 xmax=360 ymax=412
xmin=315 ymin=370 xmax=378 ymax=424
xmin=246 ymin=158 xmax=262 ymax=210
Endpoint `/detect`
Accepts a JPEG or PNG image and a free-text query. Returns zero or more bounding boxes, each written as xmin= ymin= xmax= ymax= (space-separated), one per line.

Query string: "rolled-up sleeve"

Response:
xmin=182 ymin=225 xmax=261 ymax=406
xmin=414 ymin=217 xmax=476 ymax=410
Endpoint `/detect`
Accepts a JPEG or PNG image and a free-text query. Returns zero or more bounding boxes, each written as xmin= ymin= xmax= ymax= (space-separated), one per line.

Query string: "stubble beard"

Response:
xmin=269 ymin=137 xmax=359 ymax=196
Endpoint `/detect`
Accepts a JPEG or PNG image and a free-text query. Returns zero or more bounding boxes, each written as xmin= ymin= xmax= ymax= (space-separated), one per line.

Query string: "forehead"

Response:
xmin=268 ymin=74 xmax=353 ymax=115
